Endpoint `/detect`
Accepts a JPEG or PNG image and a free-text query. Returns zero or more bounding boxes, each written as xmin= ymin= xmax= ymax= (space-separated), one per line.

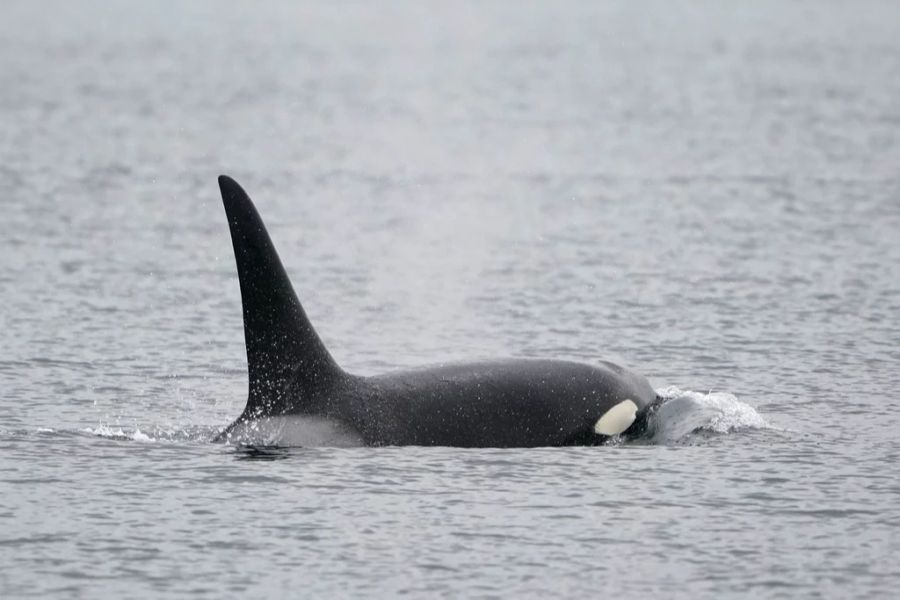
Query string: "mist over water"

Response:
xmin=2 ymin=1 xmax=900 ymax=598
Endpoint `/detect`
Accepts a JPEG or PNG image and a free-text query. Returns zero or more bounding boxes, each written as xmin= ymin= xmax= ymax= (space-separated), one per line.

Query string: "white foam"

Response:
xmin=222 ymin=416 xmax=364 ymax=447
xmin=131 ymin=428 xmax=154 ymax=443
xmin=650 ymin=386 xmax=768 ymax=443
xmin=85 ymin=424 xmax=156 ymax=443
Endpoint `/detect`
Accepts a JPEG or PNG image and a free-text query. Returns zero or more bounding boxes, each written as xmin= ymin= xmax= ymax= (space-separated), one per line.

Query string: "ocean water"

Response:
xmin=2 ymin=1 xmax=899 ymax=597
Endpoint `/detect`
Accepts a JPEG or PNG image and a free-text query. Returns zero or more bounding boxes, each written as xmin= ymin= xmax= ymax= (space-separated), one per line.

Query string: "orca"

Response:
xmin=213 ymin=175 xmax=660 ymax=447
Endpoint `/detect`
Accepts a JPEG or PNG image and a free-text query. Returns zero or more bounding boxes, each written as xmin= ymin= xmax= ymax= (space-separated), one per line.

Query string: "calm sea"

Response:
xmin=2 ymin=1 xmax=899 ymax=597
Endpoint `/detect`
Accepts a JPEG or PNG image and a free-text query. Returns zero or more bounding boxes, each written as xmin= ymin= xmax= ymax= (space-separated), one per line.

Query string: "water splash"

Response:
xmin=84 ymin=424 xmax=156 ymax=442
xmin=650 ymin=386 xmax=768 ymax=444
xmin=82 ymin=423 xmax=216 ymax=444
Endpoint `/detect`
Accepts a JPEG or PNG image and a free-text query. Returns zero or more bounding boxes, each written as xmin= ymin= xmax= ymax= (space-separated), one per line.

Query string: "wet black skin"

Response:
xmin=213 ymin=175 xmax=658 ymax=447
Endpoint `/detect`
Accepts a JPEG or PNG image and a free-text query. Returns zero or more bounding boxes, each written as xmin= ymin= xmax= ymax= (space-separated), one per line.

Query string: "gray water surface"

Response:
xmin=2 ymin=1 xmax=899 ymax=598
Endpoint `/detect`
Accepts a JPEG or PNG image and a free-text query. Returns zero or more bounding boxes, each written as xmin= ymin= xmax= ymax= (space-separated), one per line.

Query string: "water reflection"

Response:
xmin=231 ymin=444 xmax=296 ymax=461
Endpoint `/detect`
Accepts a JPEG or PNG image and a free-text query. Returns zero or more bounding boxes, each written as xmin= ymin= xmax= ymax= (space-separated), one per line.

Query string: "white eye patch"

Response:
xmin=593 ymin=399 xmax=638 ymax=436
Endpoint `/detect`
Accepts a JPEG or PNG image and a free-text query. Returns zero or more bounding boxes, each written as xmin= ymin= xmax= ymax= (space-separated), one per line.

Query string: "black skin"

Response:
xmin=213 ymin=176 xmax=659 ymax=447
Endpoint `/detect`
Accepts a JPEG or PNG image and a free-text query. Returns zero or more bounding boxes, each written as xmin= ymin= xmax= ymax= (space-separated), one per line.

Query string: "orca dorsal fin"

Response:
xmin=218 ymin=175 xmax=343 ymax=418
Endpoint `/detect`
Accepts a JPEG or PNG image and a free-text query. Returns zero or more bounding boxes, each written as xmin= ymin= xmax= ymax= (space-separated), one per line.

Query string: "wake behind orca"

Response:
xmin=214 ymin=175 xmax=660 ymax=447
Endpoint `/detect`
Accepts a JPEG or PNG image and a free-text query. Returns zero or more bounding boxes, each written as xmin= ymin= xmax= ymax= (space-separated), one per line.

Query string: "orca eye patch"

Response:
xmin=594 ymin=399 xmax=638 ymax=436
